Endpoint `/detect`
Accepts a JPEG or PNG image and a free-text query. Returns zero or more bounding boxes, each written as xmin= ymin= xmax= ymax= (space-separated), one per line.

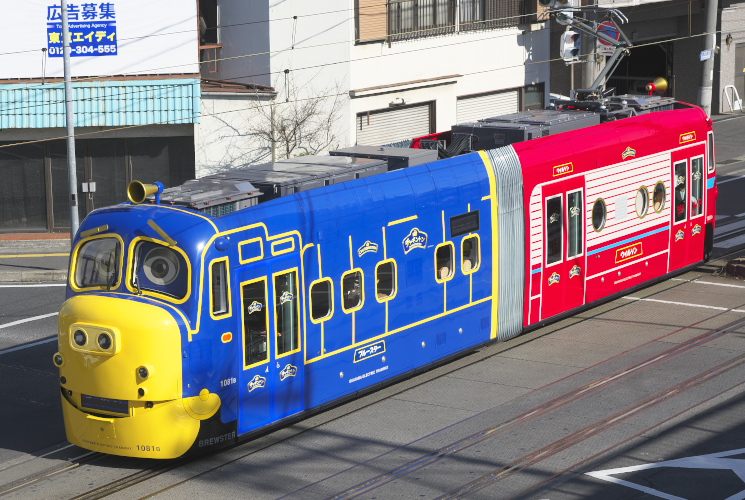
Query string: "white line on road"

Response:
xmin=0 ymin=337 xmax=56 ymax=356
xmin=695 ymin=281 xmax=745 ymax=289
xmin=0 ymin=284 xmax=65 ymax=288
xmin=623 ymin=296 xmax=745 ymax=313
xmin=715 ymin=232 xmax=745 ymax=249
xmin=0 ymin=312 xmax=59 ymax=330
xmin=717 ymin=175 xmax=745 ymax=185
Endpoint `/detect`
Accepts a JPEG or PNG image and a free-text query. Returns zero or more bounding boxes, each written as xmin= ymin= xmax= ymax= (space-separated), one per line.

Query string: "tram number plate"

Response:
xmin=354 ymin=341 xmax=385 ymax=363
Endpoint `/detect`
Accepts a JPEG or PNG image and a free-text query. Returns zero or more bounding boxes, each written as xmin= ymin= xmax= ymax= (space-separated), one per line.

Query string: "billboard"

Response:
xmin=0 ymin=1 xmax=199 ymax=79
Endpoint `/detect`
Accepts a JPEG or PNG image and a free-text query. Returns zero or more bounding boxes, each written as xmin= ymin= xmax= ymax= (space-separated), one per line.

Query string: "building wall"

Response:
xmin=195 ymin=93 xmax=275 ymax=178
xmin=718 ymin=2 xmax=745 ymax=113
xmin=349 ymin=23 xmax=550 ymax=140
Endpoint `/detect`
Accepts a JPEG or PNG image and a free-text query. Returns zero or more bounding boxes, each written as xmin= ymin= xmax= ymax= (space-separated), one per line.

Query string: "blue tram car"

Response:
xmin=54 ymin=104 xmax=715 ymax=458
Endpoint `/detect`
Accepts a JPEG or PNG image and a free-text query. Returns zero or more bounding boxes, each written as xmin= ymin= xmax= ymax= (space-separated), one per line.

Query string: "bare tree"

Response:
xmin=249 ymin=77 xmax=346 ymax=160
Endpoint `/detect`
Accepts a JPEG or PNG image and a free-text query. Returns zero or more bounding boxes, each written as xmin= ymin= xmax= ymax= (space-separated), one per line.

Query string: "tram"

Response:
xmin=53 ymin=98 xmax=716 ymax=458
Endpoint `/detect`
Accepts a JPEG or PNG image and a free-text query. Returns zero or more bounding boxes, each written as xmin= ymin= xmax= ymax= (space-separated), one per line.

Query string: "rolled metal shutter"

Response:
xmin=356 ymin=104 xmax=431 ymax=146
xmin=457 ymin=90 xmax=519 ymax=123
xmin=485 ymin=145 xmax=525 ymax=342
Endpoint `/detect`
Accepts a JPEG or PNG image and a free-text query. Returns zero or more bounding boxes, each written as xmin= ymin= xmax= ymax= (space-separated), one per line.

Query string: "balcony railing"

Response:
xmin=387 ymin=0 xmax=527 ymax=42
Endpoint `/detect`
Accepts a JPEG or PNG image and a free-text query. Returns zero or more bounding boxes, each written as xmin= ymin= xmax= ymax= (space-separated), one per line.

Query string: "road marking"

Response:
xmin=717 ymin=175 xmax=745 ymax=185
xmin=587 ymin=447 xmax=745 ymax=500
xmin=0 ymin=284 xmax=66 ymax=288
xmin=737 ymin=212 xmax=745 ymax=218
xmin=714 ymin=232 xmax=745 ymax=249
xmin=695 ymin=280 xmax=745 ymax=289
xmin=0 ymin=312 xmax=59 ymax=330
xmin=0 ymin=253 xmax=68 ymax=259
xmin=0 ymin=337 xmax=56 ymax=356
xmin=716 ymin=215 xmax=731 ymax=221
xmin=714 ymin=218 xmax=745 ymax=236
xmin=623 ymin=296 xmax=745 ymax=313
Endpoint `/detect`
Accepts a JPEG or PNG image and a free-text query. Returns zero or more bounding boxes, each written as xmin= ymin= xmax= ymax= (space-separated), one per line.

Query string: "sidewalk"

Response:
xmin=0 ymin=236 xmax=71 ymax=283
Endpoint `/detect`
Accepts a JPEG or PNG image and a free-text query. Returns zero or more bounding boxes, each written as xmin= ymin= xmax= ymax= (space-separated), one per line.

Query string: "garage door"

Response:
xmin=457 ymin=89 xmax=519 ymax=123
xmin=356 ymin=103 xmax=432 ymax=146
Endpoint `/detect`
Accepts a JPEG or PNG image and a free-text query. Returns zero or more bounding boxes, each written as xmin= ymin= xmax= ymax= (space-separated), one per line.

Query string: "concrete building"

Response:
xmin=206 ymin=0 xmax=551 ymax=154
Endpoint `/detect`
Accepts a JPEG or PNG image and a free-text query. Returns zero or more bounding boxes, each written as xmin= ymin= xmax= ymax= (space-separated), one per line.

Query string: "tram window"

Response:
xmin=310 ymin=279 xmax=333 ymax=321
xmin=242 ymin=279 xmax=268 ymax=366
xmin=592 ymin=199 xmax=606 ymax=232
xmin=545 ymin=196 xmax=563 ymax=265
xmin=567 ymin=191 xmax=583 ymax=258
xmin=211 ymin=260 xmax=229 ymax=315
xmin=342 ymin=270 xmax=364 ymax=312
xmin=376 ymin=261 xmax=397 ymax=300
xmin=708 ymin=132 xmax=715 ymax=173
xmin=674 ymin=161 xmax=687 ymax=222
xmin=462 ymin=235 xmax=480 ymax=273
xmin=435 ymin=243 xmax=455 ymax=281
xmin=635 ymin=187 xmax=649 ymax=218
xmin=691 ymin=157 xmax=704 ymax=217
xmin=275 ymin=270 xmax=300 ymax=355
xmin=653 ymin=182 xmax=666 ymax=212
xmin=75 ymin=237 xmax=121 ymax=288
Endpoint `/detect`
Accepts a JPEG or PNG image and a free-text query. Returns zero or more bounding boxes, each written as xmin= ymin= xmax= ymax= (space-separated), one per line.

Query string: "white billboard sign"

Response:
xmin=0 ymin=1 xmax=199 ymax=79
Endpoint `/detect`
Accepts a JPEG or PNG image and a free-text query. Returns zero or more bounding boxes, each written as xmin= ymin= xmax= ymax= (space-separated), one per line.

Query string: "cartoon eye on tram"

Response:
xmin=54 ymin=103 xmax=716 ymax=458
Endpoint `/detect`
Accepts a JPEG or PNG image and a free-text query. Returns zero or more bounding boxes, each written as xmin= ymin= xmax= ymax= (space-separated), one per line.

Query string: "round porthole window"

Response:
xmin=653 ymin=181 xmax=666 ymax=213
xmin=635 ymin=186 xmax=649 ymax=218
xmin=592 ymin=199 xmax=606 ymax=232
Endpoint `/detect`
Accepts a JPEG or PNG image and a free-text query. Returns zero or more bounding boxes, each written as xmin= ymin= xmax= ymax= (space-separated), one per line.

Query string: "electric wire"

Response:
xmin=0 ymin=27 xmax=728 ymax=151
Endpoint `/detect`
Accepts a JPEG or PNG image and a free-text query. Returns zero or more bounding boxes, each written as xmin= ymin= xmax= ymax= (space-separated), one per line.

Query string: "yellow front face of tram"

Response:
xmin=54 ymin=235 xmax=216 ymax=459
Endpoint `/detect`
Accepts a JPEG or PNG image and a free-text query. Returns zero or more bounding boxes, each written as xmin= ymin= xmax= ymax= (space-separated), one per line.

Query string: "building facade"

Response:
xmin=205 ymin=0 xmax=551 ymax=152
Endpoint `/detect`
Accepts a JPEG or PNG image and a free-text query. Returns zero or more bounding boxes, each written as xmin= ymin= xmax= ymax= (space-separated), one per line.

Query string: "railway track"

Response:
xmin=2 ymin=251 xmax=744 ymax=499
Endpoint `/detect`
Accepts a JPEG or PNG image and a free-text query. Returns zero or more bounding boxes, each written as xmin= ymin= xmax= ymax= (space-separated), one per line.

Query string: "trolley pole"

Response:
xmin=698 ymin=0 xmax=718 ymax=116
xmin=61 ymin=0 xmax=80 ymax=238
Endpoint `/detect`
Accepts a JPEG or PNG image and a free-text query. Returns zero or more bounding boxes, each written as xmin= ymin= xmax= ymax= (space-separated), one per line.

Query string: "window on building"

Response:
xmin=199 ymin=0 xmax=218 ymax=44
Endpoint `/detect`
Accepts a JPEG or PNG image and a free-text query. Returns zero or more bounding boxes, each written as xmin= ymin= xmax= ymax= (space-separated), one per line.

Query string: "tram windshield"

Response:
xmin=74 ymin=237 xmax=121 ymax=289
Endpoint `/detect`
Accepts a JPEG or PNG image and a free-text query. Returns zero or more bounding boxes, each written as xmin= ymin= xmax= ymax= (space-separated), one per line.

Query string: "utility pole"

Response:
xmin=61 ymin=0 xmax=80 ymax=238
xmin=698 ymin=0 xmax=719 ymax=116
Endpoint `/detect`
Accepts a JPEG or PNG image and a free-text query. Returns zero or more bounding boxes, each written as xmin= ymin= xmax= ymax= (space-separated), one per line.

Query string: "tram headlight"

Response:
xmin=73 ymin=329 xmax=87 ymax=347
xmin=98 ymin=333 xmax=113 ymax=350
xmin=53 ymin=353 xmax=64 ymax=367
xmin=138 ymin=366 xmax=149 ymax=379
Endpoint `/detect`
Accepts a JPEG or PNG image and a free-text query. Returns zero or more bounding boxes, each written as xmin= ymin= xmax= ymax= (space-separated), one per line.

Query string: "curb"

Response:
xmin=0 ymin=240 xmax=71 ymax=250
xmin=0 ymin=270 xmax=68 ymax=283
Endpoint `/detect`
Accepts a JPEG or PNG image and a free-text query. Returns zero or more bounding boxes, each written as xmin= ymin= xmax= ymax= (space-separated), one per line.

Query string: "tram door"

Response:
xmin=237 ymin=255 xmax=305 ymax=435
xmin=669 ymin=146 xmax=706 ymax=271
xmin=541 ymin=177 xmax=586 ymax=320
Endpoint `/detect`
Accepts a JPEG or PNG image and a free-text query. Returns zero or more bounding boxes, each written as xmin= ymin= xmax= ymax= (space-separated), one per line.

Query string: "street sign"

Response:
xmin=597 ymin=21 xmax=620 ymax=56
xmin=700 ymin=49 xmax=712 ymax=61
